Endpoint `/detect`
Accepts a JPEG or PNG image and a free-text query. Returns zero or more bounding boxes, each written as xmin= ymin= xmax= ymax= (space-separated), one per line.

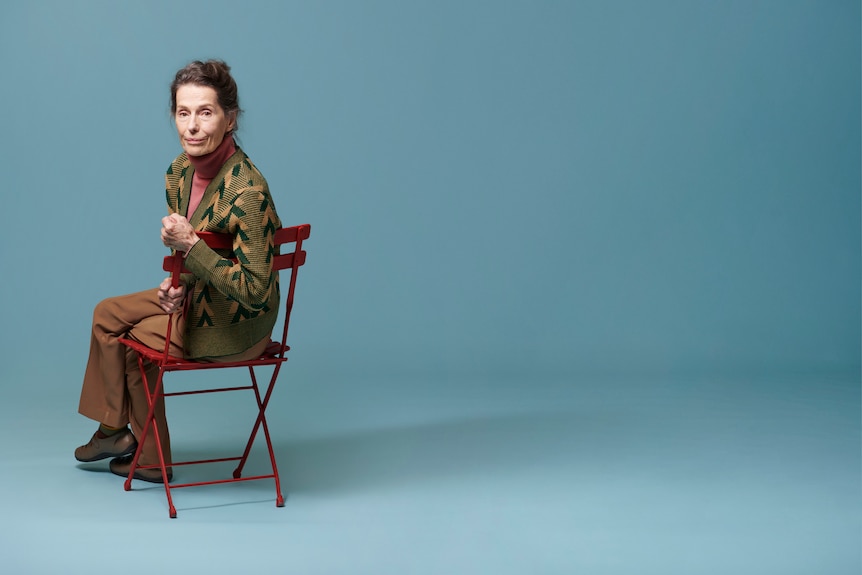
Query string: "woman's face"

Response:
xmin=174 ymin=84 xmax=235 ymax=157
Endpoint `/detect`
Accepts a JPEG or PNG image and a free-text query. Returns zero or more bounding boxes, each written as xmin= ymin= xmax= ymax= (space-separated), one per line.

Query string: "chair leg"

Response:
xmin=259 ymin=414 xmax=285 ymax=507
xmin=122 ymin=358 xmax=288 ymax=516
xmin=232 ymin=366 xmax=265 ymax=478
xmin=124 ymin=354 xmax=152 ymax=492
xmin=127 ymin=358 xmax=177 ymax=518
xmin=232 ymin=366 xmax=285 ymax=506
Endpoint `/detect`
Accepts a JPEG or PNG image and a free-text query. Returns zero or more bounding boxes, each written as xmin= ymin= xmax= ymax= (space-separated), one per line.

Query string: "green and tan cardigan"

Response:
xmin=165 ymin=148 xmax=282 ymax=359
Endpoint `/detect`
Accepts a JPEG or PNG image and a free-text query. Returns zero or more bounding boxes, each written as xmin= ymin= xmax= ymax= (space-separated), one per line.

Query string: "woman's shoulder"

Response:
xmin=224 ymin=148 xmax=269 ymax=189
xmin=165 ymin=152 xmax=191 ymax=178
xmin=168 ymin=151 xmax=189 ymax=170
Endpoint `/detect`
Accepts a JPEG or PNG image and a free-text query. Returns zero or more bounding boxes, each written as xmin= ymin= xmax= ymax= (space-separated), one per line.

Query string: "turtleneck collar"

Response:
xmin=187 ymin=134 xmax=237 ymax=180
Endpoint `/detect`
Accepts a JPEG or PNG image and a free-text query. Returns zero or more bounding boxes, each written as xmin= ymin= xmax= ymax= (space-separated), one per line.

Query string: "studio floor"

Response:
xmin=0 ymin=370 xmax=858 ymax=574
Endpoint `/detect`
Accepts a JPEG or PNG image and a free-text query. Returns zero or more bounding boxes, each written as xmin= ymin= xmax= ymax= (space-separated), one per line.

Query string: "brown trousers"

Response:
xmin=78 ymin=288 xmax=268 ymax=465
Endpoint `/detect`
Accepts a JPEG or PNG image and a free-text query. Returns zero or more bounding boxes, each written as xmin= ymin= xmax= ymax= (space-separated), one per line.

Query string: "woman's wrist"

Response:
xmin=185 ymin=234 xmax=201 ymax=253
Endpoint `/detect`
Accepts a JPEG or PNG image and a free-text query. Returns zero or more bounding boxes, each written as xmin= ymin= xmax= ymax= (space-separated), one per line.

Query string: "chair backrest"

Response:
xmin=270 ymin=225 xmax=311 ymax=353
xmin=162 ymin=224 xmax=311 ymax=357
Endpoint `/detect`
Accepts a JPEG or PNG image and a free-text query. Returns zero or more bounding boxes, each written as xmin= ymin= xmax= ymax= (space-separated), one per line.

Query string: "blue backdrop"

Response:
xmin=1 ymin=0 xmax=858 ymax=382
xmin=0 ymin=2 xmax=859 ymax=573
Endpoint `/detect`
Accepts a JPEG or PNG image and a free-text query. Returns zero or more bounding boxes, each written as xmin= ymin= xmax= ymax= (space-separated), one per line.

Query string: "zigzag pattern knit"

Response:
xmin=165 ymin=148 xmax=282 ymax=358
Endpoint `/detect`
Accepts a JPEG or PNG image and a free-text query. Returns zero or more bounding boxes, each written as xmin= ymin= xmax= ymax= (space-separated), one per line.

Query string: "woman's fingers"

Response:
xmin=157 ymin=283 xmax=185 ymax=313
xmin=157 ymin=278 xmax=184 ymax=313
xmin=161 ymin=214 xmax=197 ymax=252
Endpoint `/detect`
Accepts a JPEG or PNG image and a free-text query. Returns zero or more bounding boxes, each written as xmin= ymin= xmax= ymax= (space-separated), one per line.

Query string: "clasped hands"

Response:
xmin=158 ymin=213 xmax=200 ymax=314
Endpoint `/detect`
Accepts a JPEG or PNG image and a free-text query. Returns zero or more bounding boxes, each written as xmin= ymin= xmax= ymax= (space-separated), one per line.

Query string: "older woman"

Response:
xmin=75 ymin=60 xmax=282 ymax=483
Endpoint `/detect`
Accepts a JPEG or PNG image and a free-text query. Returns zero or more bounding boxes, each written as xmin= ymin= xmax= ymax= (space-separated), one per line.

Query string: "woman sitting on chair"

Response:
xmin=75 ymin=59 xmax=282 ymax=483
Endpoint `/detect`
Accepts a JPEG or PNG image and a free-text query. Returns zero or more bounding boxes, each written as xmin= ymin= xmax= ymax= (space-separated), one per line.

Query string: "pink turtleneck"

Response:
xmin=186 ymin=135 xmax=237 ymax=219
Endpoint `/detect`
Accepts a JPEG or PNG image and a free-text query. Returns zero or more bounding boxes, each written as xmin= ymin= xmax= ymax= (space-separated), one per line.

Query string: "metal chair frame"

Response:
xmin=118 ymin=224 xmax=311 ymax=518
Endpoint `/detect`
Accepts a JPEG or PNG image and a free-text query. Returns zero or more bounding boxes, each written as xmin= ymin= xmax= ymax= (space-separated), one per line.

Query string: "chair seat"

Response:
xmin=118 ymin=337 xmax=290 ymax=369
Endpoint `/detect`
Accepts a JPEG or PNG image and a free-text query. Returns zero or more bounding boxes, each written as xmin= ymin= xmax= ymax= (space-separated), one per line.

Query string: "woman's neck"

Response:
xmin=187 ymin=135 xmax=237 ymax=179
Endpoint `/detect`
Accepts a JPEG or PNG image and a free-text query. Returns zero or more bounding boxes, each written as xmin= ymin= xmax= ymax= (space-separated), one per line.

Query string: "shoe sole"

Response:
xmin=110 ymin=466 xmax=173 ymax=484
xmin=132 ymin=471 xmax=173 ymax=484
xmin=74 ymin=442 xmax=138 ymax=463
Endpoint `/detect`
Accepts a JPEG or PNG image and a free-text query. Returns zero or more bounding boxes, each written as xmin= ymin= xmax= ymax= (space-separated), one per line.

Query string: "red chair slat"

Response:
xmin=196 ymin=231 xmax=234 ymax=250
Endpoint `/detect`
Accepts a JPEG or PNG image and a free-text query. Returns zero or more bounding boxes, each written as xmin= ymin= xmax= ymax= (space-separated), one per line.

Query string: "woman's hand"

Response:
xmin=158 ymin=277 xmax=186 ymax=314
xmin=161 ymin=213 xmax=200 ymax=253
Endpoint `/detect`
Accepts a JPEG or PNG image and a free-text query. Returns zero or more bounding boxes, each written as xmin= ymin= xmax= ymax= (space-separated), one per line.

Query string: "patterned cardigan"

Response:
xmin=165 ymin=148 xmax=282 ymax=359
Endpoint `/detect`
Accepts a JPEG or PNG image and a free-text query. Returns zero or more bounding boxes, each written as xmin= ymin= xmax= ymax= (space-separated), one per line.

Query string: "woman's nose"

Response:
xmin=187 ymin=115 xmax=199 ymax=132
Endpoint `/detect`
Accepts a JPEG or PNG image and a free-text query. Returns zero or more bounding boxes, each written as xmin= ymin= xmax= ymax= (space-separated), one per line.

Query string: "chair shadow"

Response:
xmin=167 ymin=410 xmax=621 ymax=497
xmin=75 ymin=410 xmax=631 ymax=513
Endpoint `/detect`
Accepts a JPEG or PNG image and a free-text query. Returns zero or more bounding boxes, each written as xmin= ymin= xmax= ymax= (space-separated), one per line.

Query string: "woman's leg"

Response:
xmin=77 ymin=289 xmax=183 ymax=466
xmin=122 ymin=311 xmax=185 ymax=466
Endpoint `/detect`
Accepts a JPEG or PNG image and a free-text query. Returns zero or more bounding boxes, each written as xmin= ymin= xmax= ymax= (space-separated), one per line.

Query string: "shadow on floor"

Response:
xmin=140 ymin=409 xmax=625 ymax=496
xmin=73 ymin=410 xmax=610 ymax=495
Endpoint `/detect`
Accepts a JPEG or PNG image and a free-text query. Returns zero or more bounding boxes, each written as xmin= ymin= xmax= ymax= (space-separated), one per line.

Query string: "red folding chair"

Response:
xmin=118 ymin=224 xmax=311 ymax=518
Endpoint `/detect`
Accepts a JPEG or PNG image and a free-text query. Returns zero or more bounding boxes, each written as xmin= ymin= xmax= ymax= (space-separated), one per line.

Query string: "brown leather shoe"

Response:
xmin=74 ymin=428 xmax=138 ymax=462
xmin=109 ymin=455 xmax=173 ymax=483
